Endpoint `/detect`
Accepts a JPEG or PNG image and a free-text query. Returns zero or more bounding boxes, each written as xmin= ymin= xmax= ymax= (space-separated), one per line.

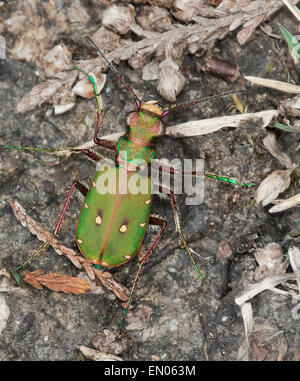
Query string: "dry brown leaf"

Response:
xmin=24 ymin=270 xmax=91 ymax=294
xmin=17 ymin=80 xmax=63 ymax=113
xmin=171 ymin=0 xmax=203 ymax=22
xmin=54 ymin=103 xmax=76 ymax=116
xmin=142 ymin=61 xmax=159 ymax=81
xmin=262 ymin=133 xmax=292 ymax=169
xmin=67 ymin=0 xmax=91 ymax=25
xmin=17 ymin=70 xmax=78 ymax=113
xmin=93 ymin=269 xmax=129 ymax=302
xmin=254 ymin=242 xmax=289 ymax=280
xmin=157 ymin=58 xmax=186 ymax=102
xmin=255 ymin=164 xmax=297 ymax=206
xmin=102 ymin=4 xmax=136 ymax=35
xmin=43 ymin=44 xmax=73 ymax=78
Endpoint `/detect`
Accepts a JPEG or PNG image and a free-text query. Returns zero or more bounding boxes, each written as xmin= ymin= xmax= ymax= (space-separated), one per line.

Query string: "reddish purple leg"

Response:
xmin=94 ymin=110 xmax=116 ymax=151
xmin=158 ymin=185 xmax=204 ymax=284
xmin=151 ymin=160 xmax=202 ymax=176
xmin=121 ymin=216 xmax=167 ymax=327
xmin=15 ymin=181 xmax=88 ymax=271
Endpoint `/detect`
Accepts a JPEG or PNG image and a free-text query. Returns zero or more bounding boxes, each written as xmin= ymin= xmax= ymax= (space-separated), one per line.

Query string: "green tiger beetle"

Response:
xmin=3 ymin=37 xmax=255 ymax=327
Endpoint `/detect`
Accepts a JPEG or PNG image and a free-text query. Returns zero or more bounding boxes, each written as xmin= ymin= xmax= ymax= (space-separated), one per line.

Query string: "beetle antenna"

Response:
xmin=85 ymin=36 xmax=141 ymax=109
xmin=160 ymin=90 xmax=244 ymax=118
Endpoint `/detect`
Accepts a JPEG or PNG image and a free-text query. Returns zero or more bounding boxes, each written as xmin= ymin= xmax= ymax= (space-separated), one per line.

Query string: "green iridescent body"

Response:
xmin=76 ymin=104 xmax=165 ymax=267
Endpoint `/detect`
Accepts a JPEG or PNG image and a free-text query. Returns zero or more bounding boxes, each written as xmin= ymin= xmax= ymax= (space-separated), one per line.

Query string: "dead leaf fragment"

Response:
xmin=102 ymin=4 xmax=135 ymax=35
xmin=240 ymin=302 xmax=254 ymax=346
xmin=77 ymin=346 xmax=123 ymax=361
xmin=24 ymin=270 xmax=91 ymax=294
xmin=217 ymin=240 xmax=232 ymax=261
xmin=262 ymin=133 xmax=292 ymax=169
xmin=235 ymin=273 xmax=297 ymax=306
xmin=245 ymin=76 xmax=300 ymax=94
xmin=92 ymin=27 xmax=122 ymax=53
xmin=269 ymin=193 xmax=300 ymax=213
xmin=171 ymin=0 xmax=202 ymax=22
xmin=157 ymin=58 xmax=186 ymax=102
xmin=17 ymin=80 xmax=63 ymax=113
xmin=92 ymin=326 xmax=131 ymax=355
xmin=137 ymin=6 xmax=172 ymax=32
xmin=93 ymin=269 xmax=129 ymax=302
xmin=54 ymin=103 xmax=75 ymax=115
xmin=43 ymin=44 xmax=73 ymax=78
xmin=72 ymin=74 xmax=107 ymax=100
xmin=288 ymin=246 xmax=300 ymax=294
xmin=254 ymin=242 xmax=288 ymax=280
xmin=67 ymin=1 xmax=91 ymax=25
xmin=255 ymin=164 xmax=297 ymax=206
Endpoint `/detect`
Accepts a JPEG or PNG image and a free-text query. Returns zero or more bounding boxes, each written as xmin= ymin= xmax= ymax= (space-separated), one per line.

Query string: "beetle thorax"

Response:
xmin=116 ymin=101 xmax=166 ymax=169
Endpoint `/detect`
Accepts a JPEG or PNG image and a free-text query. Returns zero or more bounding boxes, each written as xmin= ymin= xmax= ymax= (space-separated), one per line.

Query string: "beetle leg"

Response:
xmin=74 ymin=66 xmax=116 ymax=151
xmin=158 ymin=185 xmax=205 ymax=285
xmin=94 ymin=110 xmax=117 ymax=151
xmin=121 ymin=216 xmax=167 ymax=328
xmin=152 ymin=160 xmax=203 ymax=177
xmin=80 ymin=149 xmax=102 ymax=162
xmin=14 ymin=181 xmax=87 ymax=271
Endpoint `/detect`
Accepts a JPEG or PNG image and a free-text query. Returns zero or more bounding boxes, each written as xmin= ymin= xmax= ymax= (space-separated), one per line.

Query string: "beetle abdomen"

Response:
xmin=76 ymin=165 xmax=152 ymax=267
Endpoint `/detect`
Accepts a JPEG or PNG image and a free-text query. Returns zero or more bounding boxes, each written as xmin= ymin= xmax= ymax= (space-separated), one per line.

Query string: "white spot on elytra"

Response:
xmin=119 ymin=224 xmax=128 ymax=233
